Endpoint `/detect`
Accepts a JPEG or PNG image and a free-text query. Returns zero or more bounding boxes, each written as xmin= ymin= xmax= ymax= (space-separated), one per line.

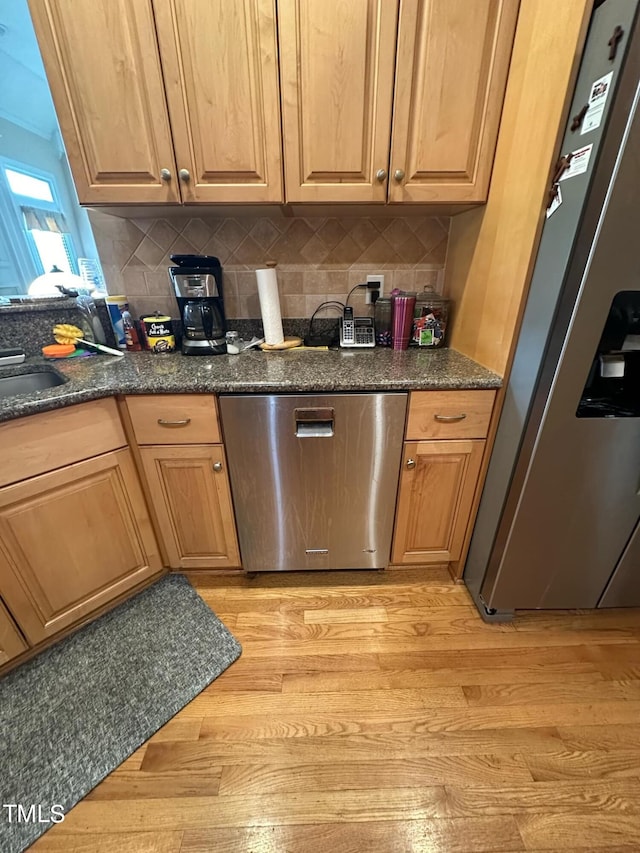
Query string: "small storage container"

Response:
xmin=374 ymin=297 xmax=392 ymax=346
xmin=412 ymin=289 xmax=450 ymax=347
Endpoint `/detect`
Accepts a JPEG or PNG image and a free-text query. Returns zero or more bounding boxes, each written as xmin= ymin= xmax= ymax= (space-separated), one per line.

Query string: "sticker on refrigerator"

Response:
xmin=559 ymin=144 xmax=593 ymax=181
xmin=546 ymin=184 xmax=562 ymax=219
xmin=581 ymin=71 xmax=613 ymax=135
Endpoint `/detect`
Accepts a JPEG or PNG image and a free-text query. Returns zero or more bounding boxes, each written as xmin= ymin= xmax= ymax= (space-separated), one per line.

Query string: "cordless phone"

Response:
xmin=340 ymin=307 xmax=375 ymax=348
xmin=340 ymin=306 xmax=355 ymax=346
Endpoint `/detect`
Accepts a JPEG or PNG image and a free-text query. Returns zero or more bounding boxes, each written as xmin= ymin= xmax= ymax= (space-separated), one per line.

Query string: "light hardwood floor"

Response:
xmin=32 ymin=567 xmax=640 ymax=852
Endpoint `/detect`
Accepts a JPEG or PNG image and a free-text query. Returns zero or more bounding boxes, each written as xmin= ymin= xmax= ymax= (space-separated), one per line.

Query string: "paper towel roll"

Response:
xmin=256 ymin=268 xmax=284 ymax=345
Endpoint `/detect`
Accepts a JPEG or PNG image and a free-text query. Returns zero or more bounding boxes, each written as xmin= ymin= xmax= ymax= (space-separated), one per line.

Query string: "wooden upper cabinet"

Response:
xmin=28 ymin=0 xmax=179 ymax=204
xmin=278 ymin=0 xmax=399 ymax=202
xmin=30 ymin=0 xmax=518 ymax=206
xmin=153 ymin=0 xmax=283 ymax=202
xmin=389 ymin=0 xmax=519 ymax=203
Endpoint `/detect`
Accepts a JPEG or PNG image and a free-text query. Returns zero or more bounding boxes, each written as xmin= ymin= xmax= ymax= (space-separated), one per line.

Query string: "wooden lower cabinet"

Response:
xmin=0 ymin=448 xmax=162 ymax=646
xmin=139 ymin=445 xmax=240 ymax=570
xmin=392 ymin=439 xmax=484 ymax=564
xmin=0 ymin=598 xmax=27 ymax=666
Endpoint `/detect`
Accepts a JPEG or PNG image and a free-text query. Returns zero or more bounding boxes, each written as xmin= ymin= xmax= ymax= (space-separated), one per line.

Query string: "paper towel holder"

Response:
xmin=265 ymin=259 xmax=277 ymax=268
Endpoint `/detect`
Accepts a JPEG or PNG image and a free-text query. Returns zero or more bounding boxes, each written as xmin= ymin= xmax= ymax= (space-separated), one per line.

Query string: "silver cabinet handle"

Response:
xmin=393 ymin=169 xmax=405 ymax=182
xmin=160 ymin=168 xmax=171 ymax=181
xmin=213 ymin=461 xmax=223 ymax=472
xmin=434 ymin=413 xmax=467 ymax=422
xmin=157 ymin=418 xmax=191 ymax=427
xmin=179 ymin=168 xmax=191 ymax=182
xmin=376 ymin=168 xmax=387 ymax=182
xmin=406 ymin=458 xmax=416 ymax=469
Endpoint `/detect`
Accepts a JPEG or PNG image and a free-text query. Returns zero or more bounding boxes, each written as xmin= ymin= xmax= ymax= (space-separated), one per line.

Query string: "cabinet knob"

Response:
xmin=375 ymin=168 xmax=387 ymax=182
xmin=157 ymin=418 xmax=191 ymax=427
xmin=393 ymin=169 xmax=405 ymax=182
xmin=213 ymin=461 xmax=223 ymax=472
xmin=160 ymin=168 xmax=171 ymax=181
xmin=406 ymin=458 xmax=416 ymax=469
xmin=179 ymin=169 xmax=191 ymax=182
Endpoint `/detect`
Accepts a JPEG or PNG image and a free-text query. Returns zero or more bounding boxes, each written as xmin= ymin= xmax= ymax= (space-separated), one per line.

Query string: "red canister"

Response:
xmin=391 ymin=293 xmax=416 ymax=350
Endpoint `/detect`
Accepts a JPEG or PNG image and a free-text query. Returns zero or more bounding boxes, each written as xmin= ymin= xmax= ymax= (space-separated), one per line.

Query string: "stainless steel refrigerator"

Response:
xmin=465 ymin=0 xmax=640 ymax=619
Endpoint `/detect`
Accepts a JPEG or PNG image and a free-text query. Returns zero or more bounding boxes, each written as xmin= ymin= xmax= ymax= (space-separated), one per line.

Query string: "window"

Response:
xmin=5 ymin=168 xmax=54 ymax=202
xmin=1 ymin=162 xmax=77 ymax=278
xmin=0 ymin=0 xmax=104 ymax=299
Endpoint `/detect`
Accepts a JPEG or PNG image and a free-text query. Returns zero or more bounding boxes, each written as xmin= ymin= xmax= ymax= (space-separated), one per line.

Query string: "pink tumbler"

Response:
xmin=391 ymin=293 xmax=416 ymax=350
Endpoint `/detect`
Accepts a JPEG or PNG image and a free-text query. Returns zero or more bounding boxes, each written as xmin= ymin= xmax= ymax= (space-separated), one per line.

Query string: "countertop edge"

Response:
xmin=0 ymin=350 xmax=502 ymax=424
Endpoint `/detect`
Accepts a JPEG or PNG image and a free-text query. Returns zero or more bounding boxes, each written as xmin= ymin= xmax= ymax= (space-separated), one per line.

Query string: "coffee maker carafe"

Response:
xmin=170 ymin=254 xmax=227 ymax=355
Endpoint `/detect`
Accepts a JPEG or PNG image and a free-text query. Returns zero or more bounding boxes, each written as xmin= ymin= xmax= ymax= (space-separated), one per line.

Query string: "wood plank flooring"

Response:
xmin=31 ymin=567 xmax=640 ymax=852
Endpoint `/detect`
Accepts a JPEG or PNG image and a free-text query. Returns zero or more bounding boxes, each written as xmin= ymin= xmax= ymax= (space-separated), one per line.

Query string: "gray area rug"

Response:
xmin=0 ymin=573 xmax=241 ymax=853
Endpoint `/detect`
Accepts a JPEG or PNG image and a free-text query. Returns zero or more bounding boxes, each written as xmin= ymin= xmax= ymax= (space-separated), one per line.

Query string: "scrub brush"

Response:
xmin=52 ymin=324 xmax=124 ymax=357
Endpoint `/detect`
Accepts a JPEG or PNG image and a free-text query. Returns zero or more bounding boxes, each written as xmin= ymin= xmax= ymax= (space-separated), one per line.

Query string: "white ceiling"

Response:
xmin=0 ymin=0 xmax=59 ymax=139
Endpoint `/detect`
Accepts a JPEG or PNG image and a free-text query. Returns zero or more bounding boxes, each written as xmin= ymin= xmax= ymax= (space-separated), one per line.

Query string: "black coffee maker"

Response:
xmin=170 ymin=255 xmax=227 ymax=355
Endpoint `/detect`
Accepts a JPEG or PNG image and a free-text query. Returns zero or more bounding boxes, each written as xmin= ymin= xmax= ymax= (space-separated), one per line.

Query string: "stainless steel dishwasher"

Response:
xmin=219 ymin=393 xmax=407 ymax=572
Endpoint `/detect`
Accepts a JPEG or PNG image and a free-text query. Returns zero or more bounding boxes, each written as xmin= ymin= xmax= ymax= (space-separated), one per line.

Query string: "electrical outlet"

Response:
xmin=365 ymin=274 xmax=384 ymax=304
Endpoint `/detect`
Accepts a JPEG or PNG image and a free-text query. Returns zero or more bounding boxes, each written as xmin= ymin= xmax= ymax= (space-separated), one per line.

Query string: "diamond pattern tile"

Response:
xmin=133 ymin=236 xmax=166 ymax=269
xmin=317 ymin=219 xmax=347 ymax=250
xmin=229 ymin=236 xmax=265 ymax=266
xmin=181 ymin=219 xmax=213 ymax=251
xmin=249 ymin=218 xmax=281 ymax=251
xmin=95 ymin=210 xmax=450 ymax=318
xmin=299 ymin=234 xmax=329 ymax=264
xmin=148 ymin=220 xmax=179 ymax=251
xmin=217 ymin=219 xmax=247 ymax=252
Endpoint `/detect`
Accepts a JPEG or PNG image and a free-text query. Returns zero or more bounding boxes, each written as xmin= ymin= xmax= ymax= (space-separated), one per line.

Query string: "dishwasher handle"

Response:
xmin=294 ymin=407 xmax=335 ymax=438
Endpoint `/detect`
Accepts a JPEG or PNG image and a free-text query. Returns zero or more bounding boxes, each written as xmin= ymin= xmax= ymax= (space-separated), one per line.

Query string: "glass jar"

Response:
xmin=225 ymin=330 xmax=241 ymax=354
xmin=374 ymin=297 xmax=392 ymax=346
xmin=412 ymin=288 xmax=450 ymax=347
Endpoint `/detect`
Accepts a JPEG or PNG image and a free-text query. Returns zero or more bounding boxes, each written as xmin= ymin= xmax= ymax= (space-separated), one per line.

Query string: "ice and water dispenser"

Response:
xmin=578 ymin=291 xmax=640 ymax=417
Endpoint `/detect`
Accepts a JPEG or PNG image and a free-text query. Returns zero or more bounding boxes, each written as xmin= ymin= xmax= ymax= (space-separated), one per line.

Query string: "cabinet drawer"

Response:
xmin=406 ymin=390 xmax=495 ymax=440
xmin=124 ymin=395 xmax=220 ymax=445
xmin=0 ymin=398 xmax=126 ymax=488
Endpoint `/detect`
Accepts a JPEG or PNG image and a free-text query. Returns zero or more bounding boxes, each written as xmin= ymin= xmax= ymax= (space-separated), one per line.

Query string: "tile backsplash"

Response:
xmin=88 ymin=210 xmax=449 ymax=321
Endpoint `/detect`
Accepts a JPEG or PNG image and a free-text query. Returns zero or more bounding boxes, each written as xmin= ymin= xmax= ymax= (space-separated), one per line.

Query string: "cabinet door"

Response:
xmin=139 ymin=446 xmax=240 ymax=570
xmin=389 ymin=0 xmax=519 ymax=203
xmin=0 ymin=599 xmax=28 ymax=667
xmin=0 ymin=449 xmax=163 ymax=645
xmin=392 ymin=440 xmax=484 ymax=564
xmin=154 ymin=0 xmax=283 ymax=203
xmin=278 ymin=0 xmax=398 ymax=202
xmin=28 ymin=0 xmax=179 ymax=204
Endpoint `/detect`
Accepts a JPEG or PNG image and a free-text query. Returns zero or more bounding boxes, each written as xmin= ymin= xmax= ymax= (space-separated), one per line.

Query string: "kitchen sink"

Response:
xmin=0 ymin=368 xmax=67 ymax=399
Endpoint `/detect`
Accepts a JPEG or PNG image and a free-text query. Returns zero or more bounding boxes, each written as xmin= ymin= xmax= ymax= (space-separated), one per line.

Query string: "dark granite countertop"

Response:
xmin=0 ymin=348 xmax=501 ymax=424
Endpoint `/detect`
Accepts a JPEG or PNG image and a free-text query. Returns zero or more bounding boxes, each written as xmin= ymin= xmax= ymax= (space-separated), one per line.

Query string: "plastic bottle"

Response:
xmin=122 ymin=307 xmax=142 ymax=351
xmin=105 ymin=296 xmax=128 ymax=350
